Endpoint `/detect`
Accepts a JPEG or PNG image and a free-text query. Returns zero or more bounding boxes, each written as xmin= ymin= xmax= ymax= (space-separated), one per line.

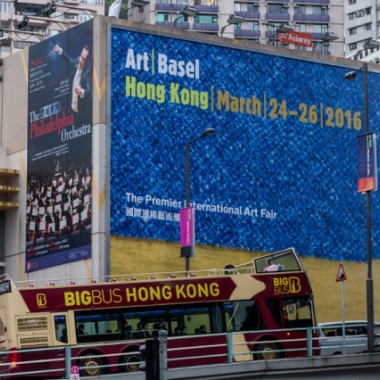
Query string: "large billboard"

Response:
xmin=26 ymin=21 xmax=93 ymax=272
xmin=110 ymin=26 xmax=380 ymax=262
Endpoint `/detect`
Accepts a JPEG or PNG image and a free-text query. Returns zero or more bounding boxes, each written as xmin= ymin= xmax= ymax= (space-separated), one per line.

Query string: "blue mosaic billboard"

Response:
xmin=110 ymin=26 xmax=380 ymax=262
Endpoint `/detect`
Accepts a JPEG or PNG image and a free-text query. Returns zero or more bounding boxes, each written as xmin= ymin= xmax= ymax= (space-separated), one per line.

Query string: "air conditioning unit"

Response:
xmin=294 ymin=4 xmax=299 ymax=8
xmin=282 ymin=3 xmax=289 ymax=8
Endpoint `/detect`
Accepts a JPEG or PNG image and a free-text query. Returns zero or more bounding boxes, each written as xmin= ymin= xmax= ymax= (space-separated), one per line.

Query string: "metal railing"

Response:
xmin=0 ymin=327 xmax=377 ymax=379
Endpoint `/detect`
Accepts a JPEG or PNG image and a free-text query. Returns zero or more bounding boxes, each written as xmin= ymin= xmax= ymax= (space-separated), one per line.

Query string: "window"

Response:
xmin=83 ymin=0 xmax=103 ymax=4
xmin=0 ymin=1 xmax=12 ymax=13
xmin=348 ymin=0 xmax=356 ymax=4
xmin=13 ymin=41 xmax=35 ymax=49
xmin=313 ymin=6 xmax=328 ymax=16
xmin=0 ymin=46 xmax=10 ymax=56
xmin=195 ymin=0 xmax=218 ymax=4
xmin=225 ymin=301 xmax=262 ymax=332
xmin=54 ymin=315 xmax=68 ymax=343
xmin=313 ymin=24 xmax=328 ymax=34
xmin=194 ymin=14 xmax=218 ymax=24
xmin=295 ymin=23 xmax=306 ymax=32
xmin=348 ymin=27 xmax=356 ymax=35
xmin=246 ymin=21 xmax=259 ymax=31
xmin=156 ymin=12 xmax=169 ymax=22
xmin=75 ymin=312 xmax=123 ymax=343
xmin=79 ymin=14 xmax=91 ymax=23
xmin=295 ymin=5 xmax=306 ymax=15
xmin=235 ymin=2 xmax=259 ymax=13
xmin=247 ymin=3 xmax=259 ymax=13
xmin=268 ymin=3 xmax=288 ymax=14
xmin=349 ymin=42 xmax=357 ymax=50
xmin=282 ymin=297 xmax=313 ymax=329
xmin=350 ymin=8 xmax=371 ymax=19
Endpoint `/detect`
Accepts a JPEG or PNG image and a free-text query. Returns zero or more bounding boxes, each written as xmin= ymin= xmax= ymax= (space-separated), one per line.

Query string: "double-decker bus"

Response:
xmin=0 ymin=248 xmax=318 ymax=377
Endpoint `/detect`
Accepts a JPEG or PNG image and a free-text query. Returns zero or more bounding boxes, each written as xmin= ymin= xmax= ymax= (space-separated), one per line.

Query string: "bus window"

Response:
xmin=168 ymin=306 xmax=211 ymax=335
xmin=123 ymin=309 xmax=167 ymax=338
xmin=225 ymin=301 xmax=262 ymax=332
xmin=255 ymin=249 xmax=302 ymax=273
xmin=75 ymin=312 xmax=123 ymax=342
xmin=282 ymin=297 xmax=313 ymax=328
xmin=210 ymin=304 xmax=223 ymax=333
xmin=54 ymin=315 xmax=67 ymax=343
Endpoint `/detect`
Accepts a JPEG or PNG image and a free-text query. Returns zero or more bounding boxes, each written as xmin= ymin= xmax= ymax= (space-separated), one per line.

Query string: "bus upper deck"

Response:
xmin=5 ymin=247 xmax=305 ymax=290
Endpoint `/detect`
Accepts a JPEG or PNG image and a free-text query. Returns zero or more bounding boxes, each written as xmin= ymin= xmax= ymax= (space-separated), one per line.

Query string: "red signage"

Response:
xmin=278 ymin=31 xmax=313 ymax=48
xmin=336 ymin=263 xmax=347 ymax=282
xmin=19 ymin=277 xmax=237 ymax=312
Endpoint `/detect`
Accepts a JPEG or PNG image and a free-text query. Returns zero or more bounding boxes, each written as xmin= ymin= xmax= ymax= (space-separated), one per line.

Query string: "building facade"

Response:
xmin=0 ymin=0 xmax=104 ymax=57
xmin=4 ymin=0 xmax=380 ymax=62
xmin=125 ymin=0 xmax=345 ymax=57
xmin=1 ymin=0 xmax=345 ymax=58
xmin=344 ymin=0 xmax=380 ymax=62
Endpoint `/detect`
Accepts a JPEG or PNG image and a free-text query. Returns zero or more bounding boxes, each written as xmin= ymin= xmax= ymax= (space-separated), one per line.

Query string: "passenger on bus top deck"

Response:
xmin=263 ymin=263 xmax=285 ymax=272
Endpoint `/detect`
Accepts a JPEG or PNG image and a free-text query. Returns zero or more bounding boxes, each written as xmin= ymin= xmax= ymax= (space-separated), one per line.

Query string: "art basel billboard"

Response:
xmin=110 ymin=26 xmax=380 ymax=262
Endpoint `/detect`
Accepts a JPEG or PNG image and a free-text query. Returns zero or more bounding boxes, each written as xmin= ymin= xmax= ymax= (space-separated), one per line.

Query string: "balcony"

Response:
xmin=235 ymin=11 xmax=260 ymax=20
xmin=193 ymin=23 xmax=219 ymax=32
xmin=265 ymin=13 xmax=290 ymax=22
xmin=294 ymin=14 xmax=329 ymax=23
xmin=156 ymin=21 xmax=190 ymax=30
xmin=311 ymin=32 xmax=324 ymax=40
xmin=155 ymin=3 xmax=185 ymax=12
xmin=295 ymin=0 xmax=329 ymax=4
xmin=155 ymin=3 xmax=218 ymax=14
xmin=235 ymin=29 xmax=261 ymax=38
xmin=195 ymin=5 xmax=219 ymax=13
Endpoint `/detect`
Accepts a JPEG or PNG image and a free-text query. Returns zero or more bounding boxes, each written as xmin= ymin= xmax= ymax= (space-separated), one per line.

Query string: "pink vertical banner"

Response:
xmin=180 ymin=207 xmax=195 ymax=257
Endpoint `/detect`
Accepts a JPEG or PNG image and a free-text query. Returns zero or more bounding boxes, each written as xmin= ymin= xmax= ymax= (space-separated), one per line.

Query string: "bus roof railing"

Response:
xmin=10 ymin=247 xmax=302 ymax=289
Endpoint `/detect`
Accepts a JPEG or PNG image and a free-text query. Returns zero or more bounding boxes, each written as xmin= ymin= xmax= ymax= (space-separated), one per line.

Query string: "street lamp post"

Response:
xmin=345 ymin=39 xmax=380 ymax=352
xmin=182 ymin=128 xmax=215 ymax=274
xmin=363 ymin=61 xmax=375 ymax=353
xmin=220 ymin=15 xmax=244 ymax=37
xmin=172 ymin=6 xmax=198 ymax=29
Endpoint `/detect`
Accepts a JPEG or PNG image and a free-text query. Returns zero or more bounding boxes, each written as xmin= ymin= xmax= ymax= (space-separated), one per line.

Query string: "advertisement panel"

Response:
xmin=278 ymin=31 xmax=313 ymax=47
xmin=110 ymin=27 xmax=380 ymax=262
xmin=358 ymin=133 xmax=378 ymax=192
xmin=26 ymin=21 xmax=93 ymax=272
